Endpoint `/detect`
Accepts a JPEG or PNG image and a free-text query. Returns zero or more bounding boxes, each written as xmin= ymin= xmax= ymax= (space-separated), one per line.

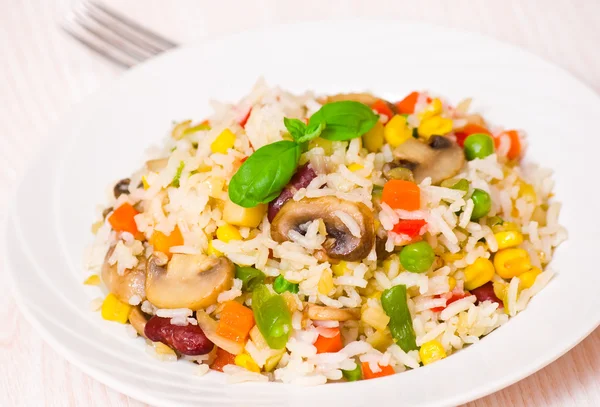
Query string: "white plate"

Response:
xmin=6 ymin=21 xmax=600 ymax=407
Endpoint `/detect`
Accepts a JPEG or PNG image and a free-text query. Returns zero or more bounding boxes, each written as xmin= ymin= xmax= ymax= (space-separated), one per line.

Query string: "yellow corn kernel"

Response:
xmin=84 ymin=275 xmax=101 ymax=286
xmin=141 ymin=176 xmax=150 ymax=190
xmin=419 ymin=340 xmax=447 ymax=365
xmin=216 ymin=224 xmax=242 ymax=242
xmin=361 ymin=306 xmax=390 ymax=331
xmin=463 ymin=258 xmax=495 ymax=290
xmin=211 ymin=128 xmax=236 ymax=154
xmin=348 ymin=163 xmax=364 ymax=172
xmin=518 ymin=181 xmax=537 ymax=204
xmin=366 ymin=329 xmax=394 ymax=352
xmin=196 ymin=163 xmax=212 ymax=173
xmin=331 ymin=261 xmax=349 ymax=277
xmin=154 ymin=342 xmax=177 ymax=356
xmin=418 ymin=116 xmax=453 ymax=138
xmin=206 ymin=240 xmax=223 ymax=257
xmin=101 ymin=293 xmax=132 ymax=324
xmin=494 ymin=248 xmax=532 ymax=279
xmin=234 ymin=353 xmax=260 ymax=373
xmin=442 ymin=252 xmax=464 ymax=264
xmin=494 ymin=231 xmax=524 ymax=250
xmin=362 ymin=121 xmax=385 ymax=152
xmin=418 ymin=98 xmax=443 ymax=120
xmin=308 ymin=137 xmax=334 ymax=155
xmin=368 ymin=290 xmax=382 ymax=300
xmin=493 ymin=280 xmax=508 ymax=299
xmin=519 ymin=267 xmax=541 ymax=290
xmin=491 ymin=221 xmax=519 ymax=234
xmin=384 ymin=115 xmax=412 ymax=147
xmin=448 ymin=276 xmax=456 ymax=291
xmin=318 ymin=269 xmax=334 ymax=295
xmin=205 ymin=177 xmax=225 ymax=199
xmin=223 ymin=199 xmax=266 ymax=228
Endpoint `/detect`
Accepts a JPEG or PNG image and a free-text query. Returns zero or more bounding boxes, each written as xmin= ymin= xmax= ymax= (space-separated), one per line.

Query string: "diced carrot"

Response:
xmin=200 ymin=119 xmax=210 ymax=126
xmin=431 ymin=292 xmax=469 ymax=312
xmin=371 ymin=99 xmax=394 ymax=119
xmin=108 ymin=203 xmax=139 ymax=236
xmin=454 ymin=123 xmax=492 ymax=147
xmin=495 ymin=130 xmax=521 ymax=160
xmin=392 ymin=219 xmax=426 ymax=237
xmin=149 ymin=226 xmax=184 ymax=259
xmin=314 ymin=328 xmax=343 ymax=354
xmin=381 ymin=180 xmax=420 ymax=211
xmin=216 ymin=301 xmax=255 ymax=344
xmin=239 ymin=107 xmax=252 ymax=128
xmin=210 ymin=347 xmax=236 ymax=372
xmin=361 ymin=362 xmax=395 ymax=379
xmin=395 ymin=92 xmax=420 ymax=114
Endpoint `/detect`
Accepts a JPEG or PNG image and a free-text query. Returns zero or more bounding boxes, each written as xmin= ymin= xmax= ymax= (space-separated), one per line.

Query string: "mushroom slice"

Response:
xmin=271 ymin=196 xmax=375 ymax=262
xmin=392 ymin=136 xmax=465 ymax=184
xmin=145 ymin=253 xmax=235 ymax=310
xmin=306 ymin=304 xmax=360 ymax=321
xmin=101 ymin=247 xmax=146 ymax=303
xmin=146 ymin=158 xmax=169 ymax=172
xmin=128 ymin=306 xmax=148 ymax=338
xmin=318 ymin=92 xmax=380 ymax=106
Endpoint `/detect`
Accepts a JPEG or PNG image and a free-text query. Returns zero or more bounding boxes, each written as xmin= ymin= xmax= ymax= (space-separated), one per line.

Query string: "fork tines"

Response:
xmin=62 ymin=0 xmax=177 ymax=68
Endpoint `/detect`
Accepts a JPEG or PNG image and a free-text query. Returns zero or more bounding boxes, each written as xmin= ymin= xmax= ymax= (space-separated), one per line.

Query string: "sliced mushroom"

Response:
xmin=101 ymin=246 xmax=146 ymax=303
xmin=306 ymin=304 xmax=360 ymax=321
xmin=128 ymin=306 xmax=148 ymax=338
xmin=392 ymin=136 xmax=465 ymax=184
xmin=145 ymin=253 xmax=234 ymax=310
xmin=146 ymin=158 xmax=169 ymax=172
xmin=271 ymin=196 xmax=375 ymax=262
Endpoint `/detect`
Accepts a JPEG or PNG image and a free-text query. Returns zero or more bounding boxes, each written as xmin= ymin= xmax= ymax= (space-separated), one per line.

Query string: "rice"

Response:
xmin=86 ymin=81 xmax=566 ymax=385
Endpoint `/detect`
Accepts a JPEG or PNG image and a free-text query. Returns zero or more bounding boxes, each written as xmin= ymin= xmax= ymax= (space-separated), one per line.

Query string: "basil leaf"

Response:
xmin=229 ymin=140 xmax=301 ymax=208
xmin=283 ymin=118 xmax=307 ymax=142
xmin=297 ymin=121 xmax=325 ymax=143
xmin=309 ymin=101 xmax=379 ymax=141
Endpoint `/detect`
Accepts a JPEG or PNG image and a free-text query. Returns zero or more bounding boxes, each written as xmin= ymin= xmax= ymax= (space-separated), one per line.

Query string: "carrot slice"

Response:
xmin=371 ymin=99 xmax=395 ymax=119
xmin=495 ymin=130 xmax=521 ymax=160
xmin=454 ymin=123 xmax=492 ymax=147
xmin=382 ymin=180 xmax=420 ymax=211
xmin=392 ymin=219 xmax=426 ymax=237
xmin=216 ymin=301 xmax=255 ymax=344
xmin=314 ymin=328 xmax=343 ymax=354
xmin=149 ymin=226 xmax=183 ymax=259
xmin=361 ymin=362 xmax=395 ymax=379
xmin=108 ymin=203 xmax=139 ymax=236
xmin=395 ymin=92 xmax=420 ymax=114
xmin=210 ymin=347 xmax=236 ymax=372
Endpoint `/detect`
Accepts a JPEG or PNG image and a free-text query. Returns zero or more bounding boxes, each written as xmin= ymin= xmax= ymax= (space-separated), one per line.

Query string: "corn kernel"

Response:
xmin=518 ymin=180 xmax=537 ymax=204
xmin=223 ymin=199 xmax=266 ymax=228
xmin=84 ymin=275 xmax=101 ymax=286
xmin=442 ymin=252 xmax=464 ymax=264
xmin=419 ymin=340 xmax=447 ymax=365
xmin=493 ymin=281 xmax=508 ymax=300
xmin=101 ymin=293 xmax=132 ymax=324
xmin=318 ymin=269 xmax=334 ymax=295
xmin=206 ymin=240 xmax=223 ymax=256
xmin=368 ymin=291 xmax=382 ymax=300
xmin=418 ymin=116 xmax=453 ymax=138
xmin=141 ymin=176 xmax=150 ymax=190
xmin=418 ymin=98 xmax=443 ymax=120
xmin=361 ymin=306 xmax=390 ymax=331
xmin=331 ymin=261 xmax=349 ymax=277
xmin=494 ymin=248 xmax=532 ymax=279
xmin=519 ymin=267 xmax=541 ymax=290
xmin=348 ymin=163 xmax=364 ymax=172
xmin=211 ymin=128 xmax=236 ymax=154
xmin=216 ymin=224 xmax=242 ymax=242
xmin=366 ymin=329 xmax=394 ymax=352
xmin=494 ymin=231 xmax=524 ymax=250
xmin=154 ymin=342 xmax=176 ymax=356
xmin=384 ymin=115 xmax=412 ymax=147
xmin=308 ymin=137 xmax=334 ymax=155
xmin=464 ymin=258 xmax=495 ymax=290
xmin=362 ymin=121 xmax=385 ymax=152
xmin=448 ymin=276 xmax=456 ymax=291
xmin=234 ymin=353 xmax=260 ymax=373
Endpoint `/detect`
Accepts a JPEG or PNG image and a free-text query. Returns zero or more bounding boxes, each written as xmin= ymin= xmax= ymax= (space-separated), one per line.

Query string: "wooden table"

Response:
xmin=1 ymin=0 xmax=599 ymax=405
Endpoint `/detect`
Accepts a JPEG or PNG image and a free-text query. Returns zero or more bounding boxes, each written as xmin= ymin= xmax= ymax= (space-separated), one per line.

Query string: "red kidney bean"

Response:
xmin=144 ymin=316 xmax=214 ymax=355
xmin=267 ymin=164 xmax=317 ymax=222
xmin=470 ymin=282 xmax=503 ymax=308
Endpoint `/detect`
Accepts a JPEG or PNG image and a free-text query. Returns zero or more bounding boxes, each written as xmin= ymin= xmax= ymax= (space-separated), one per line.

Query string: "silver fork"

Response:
xmin=62 ymin=1 xmax=178 ymax=68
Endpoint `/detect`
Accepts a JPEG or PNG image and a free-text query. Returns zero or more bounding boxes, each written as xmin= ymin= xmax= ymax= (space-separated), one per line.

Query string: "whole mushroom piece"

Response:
xmin=271 ymin=196 xmax=375 ymax=262
xmin=392 ymin=136 xmax=465 ymax=185
xmin=101 ymin=246 xmax=146 ymax=303
xmin=145 ymin=253 xmax=235 ymax=310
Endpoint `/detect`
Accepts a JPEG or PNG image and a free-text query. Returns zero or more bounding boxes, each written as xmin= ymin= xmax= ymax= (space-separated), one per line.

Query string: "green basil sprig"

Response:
xmin=228 ymin=101 xmax=379 ymax=207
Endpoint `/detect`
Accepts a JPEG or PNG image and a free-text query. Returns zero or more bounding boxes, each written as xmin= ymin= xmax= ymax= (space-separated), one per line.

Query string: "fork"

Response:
xmin=62 ymin=1 xmax=178 ymax=68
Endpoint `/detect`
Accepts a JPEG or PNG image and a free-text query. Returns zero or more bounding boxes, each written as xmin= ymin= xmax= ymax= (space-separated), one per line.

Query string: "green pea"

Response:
xmin=463 ymin=133 xmax=495 ymax=160
xmin=399 ymin=241 xmax=435 ymax=273
xmin=273 ymin=275 xmax=299 ymax=294
xmin=341 ymin=362 xmax=362 ymax=381
xmin=470 ymin=188 xmax=492 ymax=220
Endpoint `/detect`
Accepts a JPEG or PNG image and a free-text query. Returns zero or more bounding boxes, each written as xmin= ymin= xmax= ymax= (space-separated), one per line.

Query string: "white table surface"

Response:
xmin=1 ymin=0 xmax=599 ymax=406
